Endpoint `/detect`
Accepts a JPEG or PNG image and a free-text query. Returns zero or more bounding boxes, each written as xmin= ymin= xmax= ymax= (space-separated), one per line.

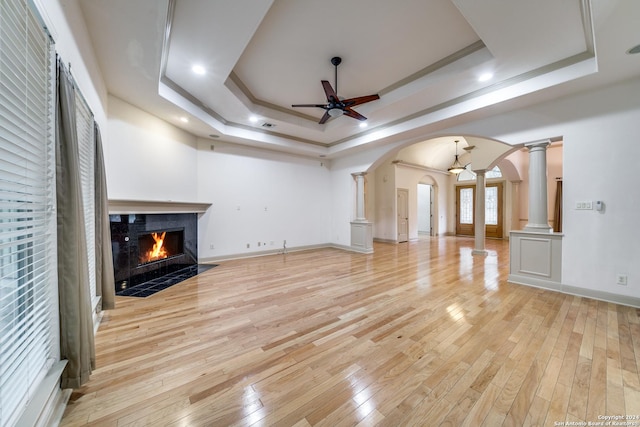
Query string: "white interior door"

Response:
xmin=418 ymin=184 xmax=432 ymax=236
xmin=398 ymin=188 xmax=409 ymax=242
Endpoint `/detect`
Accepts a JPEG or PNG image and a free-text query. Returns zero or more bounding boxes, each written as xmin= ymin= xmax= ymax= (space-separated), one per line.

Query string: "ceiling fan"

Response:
xmin=292 ymin=56 xmax=380 ymax=124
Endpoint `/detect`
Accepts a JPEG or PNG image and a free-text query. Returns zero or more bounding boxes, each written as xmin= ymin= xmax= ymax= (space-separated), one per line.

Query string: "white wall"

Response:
xmin=196 ymin=140 xmax=332 ymax=258
xmin=107 ymin=96 xmax=199 ymax=201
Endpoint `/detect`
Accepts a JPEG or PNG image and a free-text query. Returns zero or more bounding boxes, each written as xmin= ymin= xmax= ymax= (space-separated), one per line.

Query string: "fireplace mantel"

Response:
xmin=108 ymin=199 xmax=211 ymax=214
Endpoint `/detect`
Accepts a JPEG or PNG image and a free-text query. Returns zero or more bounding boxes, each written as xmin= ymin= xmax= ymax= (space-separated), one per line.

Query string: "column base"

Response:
xmin=523 ymin=224 xmax=553 ymax=233
xmin=472 ymin=249 xmax=488 ymax=256
xmin=350 ymin=221 xmax=373 ymax=253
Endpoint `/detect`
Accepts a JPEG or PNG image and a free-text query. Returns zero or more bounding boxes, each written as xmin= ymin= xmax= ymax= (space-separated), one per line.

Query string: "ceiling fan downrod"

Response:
xmin=331 ymin=56 xmax=341 ymax=96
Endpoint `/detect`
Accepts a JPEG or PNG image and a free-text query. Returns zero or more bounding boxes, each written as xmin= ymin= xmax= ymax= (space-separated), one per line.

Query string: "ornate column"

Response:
xmin=350 ymin=172 xmax=373 ymax=253
xmin=473 ymin=169 xmax=488 ymax=256
xmin=524 ymin=140 xmax=552 ymax=233
xmin=353 ymin=172 xmax=366 ymax=222
xmin=509 ymin=140 xmax=562 ymax=292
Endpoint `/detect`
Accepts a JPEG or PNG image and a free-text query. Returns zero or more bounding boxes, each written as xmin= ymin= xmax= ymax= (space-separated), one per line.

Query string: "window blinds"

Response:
xmin=0 ymin=0 xmax=58 ymax=425
xmin=75 ymin=92 xmax=97 ymax=304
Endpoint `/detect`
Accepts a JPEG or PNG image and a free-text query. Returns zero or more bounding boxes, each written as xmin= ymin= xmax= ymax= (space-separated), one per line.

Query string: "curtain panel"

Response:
xmin=94 ymin=123 xmax=115 ymax=310
xmin=56 ymin=59 xmax=95 ymax=389
xmin=553 ymin=179 xmax=563 ymax=233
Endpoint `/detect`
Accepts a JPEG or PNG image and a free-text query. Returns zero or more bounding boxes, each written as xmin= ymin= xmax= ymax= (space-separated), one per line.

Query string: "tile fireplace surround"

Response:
xmin=108 ymin=200 xmax=210 ymax=296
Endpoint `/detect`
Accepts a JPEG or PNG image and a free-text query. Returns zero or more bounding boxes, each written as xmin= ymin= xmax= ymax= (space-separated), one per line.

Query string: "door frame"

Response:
xmin=455 ymin=181 xmax=504 ymax=238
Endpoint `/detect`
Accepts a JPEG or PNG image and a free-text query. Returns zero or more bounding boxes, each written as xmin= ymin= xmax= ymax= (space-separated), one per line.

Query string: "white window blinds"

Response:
xmin=75 ymin=93 xmax=96 ymax=304
xmin=0 ymin=0 xmax=58 ymax=425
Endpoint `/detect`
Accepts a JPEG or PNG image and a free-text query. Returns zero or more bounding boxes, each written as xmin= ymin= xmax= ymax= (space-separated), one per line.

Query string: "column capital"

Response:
xmin=524 ymin=139 xmax=550 ymax=151
xmin=473 ymin=169 xmax=487 ymax=176
xmin=351 ymin=172 xmax=367 ymax=178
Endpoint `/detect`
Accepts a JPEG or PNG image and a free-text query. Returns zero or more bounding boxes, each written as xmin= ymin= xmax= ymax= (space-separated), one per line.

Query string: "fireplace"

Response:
xmin=110 ymin=213 xmax=198 ymax=293
xmin=137 ymin=228 xmax=184 ymax=265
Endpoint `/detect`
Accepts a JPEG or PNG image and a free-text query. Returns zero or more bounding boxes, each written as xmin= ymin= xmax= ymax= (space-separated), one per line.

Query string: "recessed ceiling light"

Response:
xmin=249 ymin=116 xmax=259 ymax=123
xmin=180 ymin=117 xmax=189 ymax=123
xmin=192 ymin=65 xmax=206 ymax=75
xmin=627 ymin=44 xmax=640 ymax=55
xmin=359 ymin=122 xmax=368 ymax=128
xmin=478 ymin=72 xmax=493 ymax=82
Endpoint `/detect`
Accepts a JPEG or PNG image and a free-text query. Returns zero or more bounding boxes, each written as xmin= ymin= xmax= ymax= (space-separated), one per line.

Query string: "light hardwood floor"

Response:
xmin=60 ymin=237 xmax=640 ymax=426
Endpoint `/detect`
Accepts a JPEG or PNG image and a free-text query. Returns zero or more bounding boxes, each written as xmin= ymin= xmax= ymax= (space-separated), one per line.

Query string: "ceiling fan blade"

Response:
xmin=342 ymin=94 xmax=380 ymax=107
xmin=318 ymin=110 xmax=331 ymax=124
xmin=321 ymin=80 xmax=339 ymax=102
xmin=292 ymin=104 xmax=326 ymax=108
xmin=343 ymin=108 xmax=367 ymax=121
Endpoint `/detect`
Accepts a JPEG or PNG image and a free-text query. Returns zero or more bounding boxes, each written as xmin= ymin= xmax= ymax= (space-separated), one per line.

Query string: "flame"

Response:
xmin=145 ymin=231 xmax=167 ymax=262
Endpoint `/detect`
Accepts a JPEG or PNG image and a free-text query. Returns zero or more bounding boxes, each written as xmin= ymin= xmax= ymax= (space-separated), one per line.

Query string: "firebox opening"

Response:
xmin=138 ymin=228 xmax=184 ymax=265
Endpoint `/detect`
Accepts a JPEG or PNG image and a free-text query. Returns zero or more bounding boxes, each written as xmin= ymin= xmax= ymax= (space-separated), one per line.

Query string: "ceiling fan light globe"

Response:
xmin=328 ymin=108 xmax=344 ymax=117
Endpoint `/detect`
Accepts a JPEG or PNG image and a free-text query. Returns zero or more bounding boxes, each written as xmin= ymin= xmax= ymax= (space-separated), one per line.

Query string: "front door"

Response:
xmin=397 ymin=188 xmax=409 ymax=242
xmin=455 ymin=183 xmax=504 ymax=238
xmin=456 ymin=185 xmax=475 ymax=236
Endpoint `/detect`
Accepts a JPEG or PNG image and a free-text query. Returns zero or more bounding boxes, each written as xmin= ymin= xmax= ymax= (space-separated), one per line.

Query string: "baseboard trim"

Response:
xmin=508 ymin=274 xmax=640 ymax=308
xmin=373 ymin=238 xmax=397 ymax=244
xmin=16 ymin=360 xmax=68 ymax=427
xmin=199 ymin=243 xmax=372 ymax=264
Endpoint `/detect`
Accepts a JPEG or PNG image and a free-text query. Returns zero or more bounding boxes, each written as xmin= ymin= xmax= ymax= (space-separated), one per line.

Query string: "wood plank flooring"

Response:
xmin=60 ymin=237 xmax=640 ymax=426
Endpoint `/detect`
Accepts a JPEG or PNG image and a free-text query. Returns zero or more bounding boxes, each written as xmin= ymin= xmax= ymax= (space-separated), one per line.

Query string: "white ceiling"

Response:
xmin=78 ymin=0 xmax=640 ymax=160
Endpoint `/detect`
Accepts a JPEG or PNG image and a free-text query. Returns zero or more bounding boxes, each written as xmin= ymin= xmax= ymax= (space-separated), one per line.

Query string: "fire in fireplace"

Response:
xmin=138 ymin=228 xmax=184 ymax=265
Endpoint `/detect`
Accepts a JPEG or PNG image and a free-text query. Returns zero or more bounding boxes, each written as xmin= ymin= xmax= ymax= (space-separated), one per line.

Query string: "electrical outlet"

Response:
xmin=209 ymin=244 xmax=214 ymax=250
xmin=616 ymin=274 xmax=628 ymax=286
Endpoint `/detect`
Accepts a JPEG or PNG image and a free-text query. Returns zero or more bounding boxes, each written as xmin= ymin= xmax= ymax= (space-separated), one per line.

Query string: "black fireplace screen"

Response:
xmin=137 ymin=228 xmax=184 ymax=265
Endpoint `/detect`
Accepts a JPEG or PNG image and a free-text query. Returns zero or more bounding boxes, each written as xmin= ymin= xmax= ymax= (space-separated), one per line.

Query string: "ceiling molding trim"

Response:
xmin=160 ymin=75 xmax=229 ymax=125
xmin=226 ymin=72 xmax=318 ymax=123
xmin=159 ymin=0 xmax=176 ymax=87
xmin=392 ymin=160 xmax=450 ymax=176
xmin=579 ymin=0 xmax=596 ymax=55
xmin=380 ymin=40 xmax=487 ymax=96
xmin=230 ymin=122 xmax=328 ymax=148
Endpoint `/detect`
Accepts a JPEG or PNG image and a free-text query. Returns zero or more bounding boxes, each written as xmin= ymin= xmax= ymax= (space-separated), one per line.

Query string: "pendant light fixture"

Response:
xmin=448 ymin=139 xmax=465 ymax=174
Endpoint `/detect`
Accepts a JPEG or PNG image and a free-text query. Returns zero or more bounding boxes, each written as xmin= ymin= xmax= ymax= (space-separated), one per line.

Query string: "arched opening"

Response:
xmin=366 ymin=134 xmax=526 ymax=244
